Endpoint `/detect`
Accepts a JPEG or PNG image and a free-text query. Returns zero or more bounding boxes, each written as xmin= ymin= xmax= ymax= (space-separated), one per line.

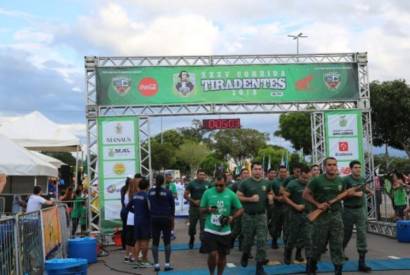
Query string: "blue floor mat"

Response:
xmin=159 ymin=258 xmax=410 ymax=274
xmin=159 ymin=239 xmax=283 ymax=252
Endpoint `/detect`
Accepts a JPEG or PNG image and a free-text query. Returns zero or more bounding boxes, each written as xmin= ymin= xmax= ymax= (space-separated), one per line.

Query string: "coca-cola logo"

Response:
xmin=138 ymin=77 xmax=158 ymax=96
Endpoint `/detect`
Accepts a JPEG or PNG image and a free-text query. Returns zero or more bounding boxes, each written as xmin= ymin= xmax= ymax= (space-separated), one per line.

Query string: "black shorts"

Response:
xmin=201 ymin=231 xmax=231 ymax=255
xmin=134 ymin=223 xmax=151 ymax=240
xmin=125 ymin=225 xmax=136 ymax=246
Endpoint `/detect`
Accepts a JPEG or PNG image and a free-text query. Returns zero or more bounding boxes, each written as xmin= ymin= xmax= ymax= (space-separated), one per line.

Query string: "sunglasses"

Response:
xmin=215 ymin=184 xmax=225 ymax=188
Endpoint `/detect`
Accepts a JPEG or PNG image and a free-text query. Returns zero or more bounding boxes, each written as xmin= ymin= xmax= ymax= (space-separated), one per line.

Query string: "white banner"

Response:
xmin=102 ymin=121 xmax=135 ymax=145
xmin=327 ymin=113 xmax=358 ymax=137
xmin=175 ymin=183 xmax=189 ymax=216
xmin=104 ymin=200 xmax=122 ymax=221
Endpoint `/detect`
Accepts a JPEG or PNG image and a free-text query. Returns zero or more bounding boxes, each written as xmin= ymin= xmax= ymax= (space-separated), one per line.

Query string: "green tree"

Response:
xmin=200 ymin=153 xmax=226 ymax=177
xmin=275 ymin=112 xmax=312 ymax=155
xmin=211 ymin=128 xmax=268 ymax=162
xmin=150 ymin=140 xmax=177 ymax=170
xmin=370 ymin=80 xmax=410 ymax=158
xmin=153 ymin=129 xmax=185 ymax=148
xmin=176 ymin=141 xmax=210 ymax=176
xmin=255 ymin=145 xmax=287 ymax=169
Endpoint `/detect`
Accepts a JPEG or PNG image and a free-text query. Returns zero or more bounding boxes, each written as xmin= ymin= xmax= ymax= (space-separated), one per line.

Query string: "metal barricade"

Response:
xmin=17 ymin=211 xmax=44 ymax=275
xmin=0 ymin=216 xmax=18 ymax=275
xmin=57 ymin=204 xmax=71 ymax=258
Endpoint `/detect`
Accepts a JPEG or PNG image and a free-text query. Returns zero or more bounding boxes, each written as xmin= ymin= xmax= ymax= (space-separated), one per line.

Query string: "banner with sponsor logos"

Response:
xmin=324 ymin=110 xmax=364 ymax=176
xmin=97 ymin=116 xmax=140 ymax=233
xmin=96 ymin=63 xmax=359 ymax=106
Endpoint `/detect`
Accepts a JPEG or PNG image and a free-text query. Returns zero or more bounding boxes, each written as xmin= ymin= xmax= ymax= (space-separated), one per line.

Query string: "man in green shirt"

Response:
xmin=184 ymin=169 xmax=211 ymax=249
xmin=283 ymin=165 xmax=311 ymax=265
xmin=303 ymin=157 xmax=346 ymax=275
xmin=200 ymin=174 xmax=244 ymax=275
xmin=265 ymin=168 xmax=277 ymax=248
xmin=237 ymin=162 xmax=272 ymax=275
xmin=342 ymin=160 xmax=372 ymax=272
xmin=270 ymin=165 xmax=288 ymax=249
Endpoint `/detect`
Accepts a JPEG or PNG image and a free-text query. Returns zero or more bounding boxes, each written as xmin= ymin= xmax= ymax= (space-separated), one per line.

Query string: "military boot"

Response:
xmin=241 ymin=252 xmax=249 ymax=267
xmin=295 ymin=248 xmax=304 ymax=262
xmin=306 ymin=258 xmax=317 ymax=275
xmin=284 ymin=248 xmax=292 ymax=265
xmin=358 ymin=252 xmax=372 ymax=272
xmin=255 ymin=261 xmax=267 ymax=275
xmin=334 ymin=264 xmax=343 ymax=275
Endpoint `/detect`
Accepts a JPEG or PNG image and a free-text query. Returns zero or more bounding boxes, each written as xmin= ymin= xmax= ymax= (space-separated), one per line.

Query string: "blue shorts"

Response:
xmin=134 ymin=223 xmax=151 ymax=240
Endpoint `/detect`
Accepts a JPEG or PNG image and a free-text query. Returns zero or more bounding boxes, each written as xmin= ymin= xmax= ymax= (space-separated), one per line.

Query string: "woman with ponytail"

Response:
xmin=148 ymin=174 xmax=175 ymax=272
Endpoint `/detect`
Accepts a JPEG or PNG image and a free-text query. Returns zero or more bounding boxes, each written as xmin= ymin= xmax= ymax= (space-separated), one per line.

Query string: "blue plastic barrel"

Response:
xmin=45 ymin=258 xmax=87 ymax=275
xmin=68 ymin=238 xmax=97 ymax=264
xmin=397 ymin=220 xmax=410 ymax=243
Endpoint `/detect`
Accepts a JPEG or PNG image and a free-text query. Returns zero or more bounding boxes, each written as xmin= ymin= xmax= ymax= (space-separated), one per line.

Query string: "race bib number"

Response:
xmin=211 ymin=214 xmax=221 ymax=226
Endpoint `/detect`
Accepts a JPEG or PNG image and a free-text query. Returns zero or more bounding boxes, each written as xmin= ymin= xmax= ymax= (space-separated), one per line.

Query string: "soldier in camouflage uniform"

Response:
xmin=270 ymin=165 xmax=288 ymax=249
xmin=283 ymin=165 xmax=311 ymax=265
xmin=303 ymin=157 xmax=346 ymax=275
xmin=342 ymin=160 xmax=372 ymax=272
xmin=229 ymin=168 xmax=250 ymax=250
xmin=237 ymin=162 xmax=272 ymax=275
xmin=184 ymin=169 xmax=211 ymax=249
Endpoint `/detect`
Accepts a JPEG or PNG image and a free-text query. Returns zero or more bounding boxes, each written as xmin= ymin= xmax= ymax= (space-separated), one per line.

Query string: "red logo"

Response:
xmin=138 ymin=78 xmax=158 ymax=96
xmin=338 ymin=141 xmax=349 ymax=152
xmin=296 ymin=75 xmax=313 ymax=90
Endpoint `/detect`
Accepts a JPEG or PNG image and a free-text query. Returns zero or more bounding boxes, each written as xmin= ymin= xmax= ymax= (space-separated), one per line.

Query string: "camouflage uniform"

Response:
xmin=186 ymin=179 xmax=210 ymax=237
xmin=342 ymin=175 xmax=368 ymax=253
xmin=270 ymin=178 xmax=286 ymax=241
xmin=239 ymin=177 xmax=271 ymax=262
xmin=308 ymin=174 xmax=346 ymax=265
xmin=285 ymin=179 xmax=309 ymax=254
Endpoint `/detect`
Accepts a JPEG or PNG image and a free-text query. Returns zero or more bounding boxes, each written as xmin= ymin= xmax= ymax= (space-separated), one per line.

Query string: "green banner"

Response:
xmin=324 ymin=110 xmax=364 ymax=176
xmin=97 ymin=116 xmax=140 ymax=233
xmin=96 ymin=63 xmax=359 ymax=106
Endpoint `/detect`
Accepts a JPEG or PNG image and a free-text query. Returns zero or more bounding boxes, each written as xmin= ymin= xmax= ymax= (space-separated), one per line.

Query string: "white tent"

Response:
xmin=30 ymin=151 xmax=65 ymax=169
xmin=0 ymin=134 xmax=58 ymax=177
xmin=0 ymin=111 xmax=80 ymax=152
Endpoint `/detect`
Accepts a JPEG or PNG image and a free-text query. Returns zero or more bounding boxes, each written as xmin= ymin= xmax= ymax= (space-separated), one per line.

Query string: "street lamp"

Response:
xmin=288 ymin=33 xmax=308 ymax=55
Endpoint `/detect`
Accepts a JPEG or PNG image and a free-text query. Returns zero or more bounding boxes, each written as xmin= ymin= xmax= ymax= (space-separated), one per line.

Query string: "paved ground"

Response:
xmin=89 ymin=218 xmax=409 ymax=275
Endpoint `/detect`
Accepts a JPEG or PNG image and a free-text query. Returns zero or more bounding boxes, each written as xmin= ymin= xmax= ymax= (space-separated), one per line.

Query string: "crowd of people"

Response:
xmin=118 ymin=157 xmax=410 ymax=275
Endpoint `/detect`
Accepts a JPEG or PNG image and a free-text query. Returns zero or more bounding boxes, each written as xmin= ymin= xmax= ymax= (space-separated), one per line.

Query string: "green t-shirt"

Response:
xmin=283 ymin=176 xmax=296 ymax=188
xmin=186 ymin=179 xmax=211 ymax=205
xmin=343 ymin=175 xmax=366 ymax=207
xmin=286 ymin=179 xmax=306 ymax=206
xmin=165 ymin=181 xmax=177 ymax=196
xmin=393 ymin=185 xmax=407 ymax=206
xmin=200 ymin=187 xmax=242 ymax=235
xmin=307 ymin=174 xmax=345 ymax=212
xmin=271 ymin=177 xmax=287 ymax=207
xmin=239 ymin=177 xmax=271 ymax=214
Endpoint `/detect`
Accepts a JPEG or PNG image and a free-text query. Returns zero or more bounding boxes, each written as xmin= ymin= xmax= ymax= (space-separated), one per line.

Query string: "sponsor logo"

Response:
xmin=324 ymin=72 xmax=341 ymax=90
xmin=338 ymin=141 xmax=349 ymax=152
xmin=112 ymin=77 xmax=131 ymax=95
xmin=115 ymin=123 xmax=123 ymax=134
xmin=340 ymin=166 xmax=351 ymax=175
xmin=339 ymin=115 xmax=348 ymax=127
xmin=338 ymin=184 xmax=342 ymax=191
xmin=108 ymin=148 xmax=132 ymax=158
xmin=262 ymin=185 xmax=266 ymax=191
xmin=138 ymin=77 xmax=158 ymax=96
xmin=106 ymin=184 xmax=117 ymax=193
xmin=113 ymin=163 xmax=126 ymax=175
xmin=296 ymin=75 xmax=313 ymax=90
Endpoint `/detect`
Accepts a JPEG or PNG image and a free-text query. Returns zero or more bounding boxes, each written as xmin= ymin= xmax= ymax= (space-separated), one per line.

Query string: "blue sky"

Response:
xmin=0 ymin=0 xmax=409 ymax=156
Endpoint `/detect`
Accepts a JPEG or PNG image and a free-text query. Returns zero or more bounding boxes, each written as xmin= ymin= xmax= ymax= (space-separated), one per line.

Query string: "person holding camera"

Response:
xmin=200 ymin=174 xmax=244 ymax=275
